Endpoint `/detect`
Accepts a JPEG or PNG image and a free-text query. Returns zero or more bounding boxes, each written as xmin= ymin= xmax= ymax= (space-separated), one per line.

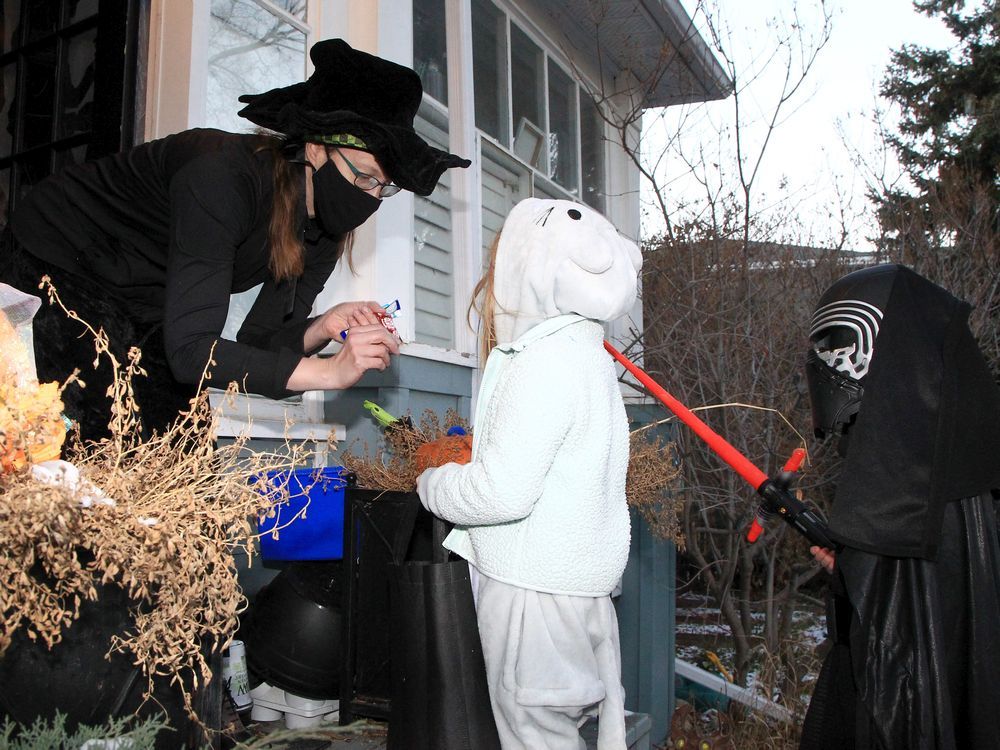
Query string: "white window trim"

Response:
xmin=444 ymin=0 xmax=481 ymax=359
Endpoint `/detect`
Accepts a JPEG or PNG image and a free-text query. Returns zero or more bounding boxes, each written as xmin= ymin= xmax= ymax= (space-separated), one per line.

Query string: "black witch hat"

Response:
xmin=237 ymin=39 xmax=470 ymax=196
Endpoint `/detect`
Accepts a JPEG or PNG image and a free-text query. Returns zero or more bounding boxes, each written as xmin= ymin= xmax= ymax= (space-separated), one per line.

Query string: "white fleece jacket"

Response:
xmin=417 ymin=315 xmax=631 ymax=597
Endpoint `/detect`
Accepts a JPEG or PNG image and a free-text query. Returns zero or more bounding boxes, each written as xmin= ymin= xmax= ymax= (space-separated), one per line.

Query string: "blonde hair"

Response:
xmin=468 ymin=232 xmax=501 ymax=367
xmin=261 ymin=138 xmax=355 ymax=281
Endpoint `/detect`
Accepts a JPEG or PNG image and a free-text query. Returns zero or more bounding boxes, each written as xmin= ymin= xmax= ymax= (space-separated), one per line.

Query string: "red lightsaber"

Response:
xmin=604 ymin=341 xmax=835 ymax=549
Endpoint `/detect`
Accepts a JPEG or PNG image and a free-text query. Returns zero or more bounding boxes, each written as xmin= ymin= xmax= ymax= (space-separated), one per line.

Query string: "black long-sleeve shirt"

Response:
xmin=11 ymin=128 xmax=341 ymax=399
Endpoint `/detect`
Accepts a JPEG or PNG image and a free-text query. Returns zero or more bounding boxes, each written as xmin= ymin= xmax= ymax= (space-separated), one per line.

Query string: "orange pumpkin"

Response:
xmin=414 ymin=434 xmax=473 ymax=472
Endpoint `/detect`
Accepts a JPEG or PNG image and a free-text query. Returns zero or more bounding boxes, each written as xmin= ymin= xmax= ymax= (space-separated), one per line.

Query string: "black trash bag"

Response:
xmin=387 ymin=559 xmax=500 ymax=750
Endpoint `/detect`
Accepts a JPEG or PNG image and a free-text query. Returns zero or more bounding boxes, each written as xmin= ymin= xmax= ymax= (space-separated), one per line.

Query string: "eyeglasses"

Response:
xmin=331 ymin=147 xmax=401 ymax=198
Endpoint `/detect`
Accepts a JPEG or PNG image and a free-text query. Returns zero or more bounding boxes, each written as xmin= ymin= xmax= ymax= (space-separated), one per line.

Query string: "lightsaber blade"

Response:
xmin=604 ymin=340 xmax=767 ymax=489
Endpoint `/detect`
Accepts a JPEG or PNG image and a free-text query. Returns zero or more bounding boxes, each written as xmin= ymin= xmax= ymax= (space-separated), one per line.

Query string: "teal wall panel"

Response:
xmin=617 ymin=403 xmax=677 ymax=744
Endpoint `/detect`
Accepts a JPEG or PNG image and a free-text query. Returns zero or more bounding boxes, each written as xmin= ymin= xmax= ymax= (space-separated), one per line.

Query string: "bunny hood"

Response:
xmin=493 ymin=198 xmax=642 ymax=343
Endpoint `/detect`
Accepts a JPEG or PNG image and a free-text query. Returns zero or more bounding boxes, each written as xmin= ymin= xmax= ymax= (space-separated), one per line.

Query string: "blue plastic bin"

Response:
xmin=256 ymin=467 xmax=346 ymax=561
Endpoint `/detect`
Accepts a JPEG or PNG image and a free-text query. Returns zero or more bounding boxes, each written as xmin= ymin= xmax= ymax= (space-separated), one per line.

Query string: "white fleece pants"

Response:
xmin=474 ymin=572 xmax=628 ymax=750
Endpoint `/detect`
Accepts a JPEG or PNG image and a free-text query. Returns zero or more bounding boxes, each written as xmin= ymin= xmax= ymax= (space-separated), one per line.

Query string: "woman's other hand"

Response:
xmin=810 ymin=546 xmax=836 ymax=574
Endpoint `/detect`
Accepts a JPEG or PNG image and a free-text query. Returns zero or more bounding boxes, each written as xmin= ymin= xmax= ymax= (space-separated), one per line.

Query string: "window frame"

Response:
xmin=473 ymin=3 xmax=605 ymax=207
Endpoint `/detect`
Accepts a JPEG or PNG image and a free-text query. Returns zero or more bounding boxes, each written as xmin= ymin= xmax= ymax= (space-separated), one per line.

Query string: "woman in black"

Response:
xmin=2 ymin=39 xmax=469 ymax=440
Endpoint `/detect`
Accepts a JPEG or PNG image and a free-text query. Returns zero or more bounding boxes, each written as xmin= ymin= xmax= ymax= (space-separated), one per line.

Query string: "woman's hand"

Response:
xmin=287 ymin=323 xmax=400 ymax=392
xmin=326 ymin=323 xmax=400 ymax=388
xmin=305 ymin=300 xmax=384 ymax=351
xmin=810 ymin=546 xmax=836 ymax=574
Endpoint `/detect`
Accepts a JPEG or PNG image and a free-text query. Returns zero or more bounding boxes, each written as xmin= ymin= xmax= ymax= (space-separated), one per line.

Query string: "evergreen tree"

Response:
xmin=875 ymin=1 xmax=1000 ymax=374
xmin=881 ymin=0 xmax=1000 ymax=202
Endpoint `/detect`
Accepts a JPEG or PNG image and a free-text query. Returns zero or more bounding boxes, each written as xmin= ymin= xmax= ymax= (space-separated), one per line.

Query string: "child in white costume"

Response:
xmin=417 ymin=197 xmax=642 ymax=750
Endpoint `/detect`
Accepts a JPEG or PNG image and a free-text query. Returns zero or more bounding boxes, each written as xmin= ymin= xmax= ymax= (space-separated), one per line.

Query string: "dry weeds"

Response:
xmin=340 ymin=408 xmax=469 ymax=491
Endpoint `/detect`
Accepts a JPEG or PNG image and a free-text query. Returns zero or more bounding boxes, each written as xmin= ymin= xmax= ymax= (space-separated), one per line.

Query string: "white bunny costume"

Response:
xmin=417 ymin=198 xmax=642 ymax=749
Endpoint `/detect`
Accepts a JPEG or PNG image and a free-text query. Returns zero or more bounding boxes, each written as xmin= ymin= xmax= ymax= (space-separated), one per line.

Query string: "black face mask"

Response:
xmin=310 ymin=161 xmax=381 ymax=235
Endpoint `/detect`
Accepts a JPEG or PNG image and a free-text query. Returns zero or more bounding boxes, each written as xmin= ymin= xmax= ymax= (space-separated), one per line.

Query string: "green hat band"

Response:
xmin=308 ymin=133 xmax=369 ymax=149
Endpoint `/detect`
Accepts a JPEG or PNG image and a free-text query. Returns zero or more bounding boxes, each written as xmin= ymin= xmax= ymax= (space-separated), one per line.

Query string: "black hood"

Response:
xmin=819 ymin=264 xmax=1000 ymax=558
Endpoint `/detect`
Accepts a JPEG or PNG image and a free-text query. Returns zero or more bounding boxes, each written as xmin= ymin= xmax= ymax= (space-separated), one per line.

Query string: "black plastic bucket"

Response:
xmin=243 ymin=561 xmax=344 ymax=700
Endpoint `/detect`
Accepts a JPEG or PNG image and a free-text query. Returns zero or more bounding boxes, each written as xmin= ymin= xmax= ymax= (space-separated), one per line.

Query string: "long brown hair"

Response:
xmin=468 ymin=232 xmax=501 ymax=366
xmin=262 ymin=137 xmax=354 ymax=281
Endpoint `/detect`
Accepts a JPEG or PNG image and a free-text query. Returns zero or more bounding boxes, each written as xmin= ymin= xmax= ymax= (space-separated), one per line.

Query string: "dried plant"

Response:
xmin=0 ymin=279 xmax=314 ymax=722
xmin=627 ymin=427 xmax=684 ymax=548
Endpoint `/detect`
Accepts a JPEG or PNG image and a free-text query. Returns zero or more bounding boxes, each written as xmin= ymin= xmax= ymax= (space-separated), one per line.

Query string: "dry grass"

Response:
xmin=665 ymin=625 xmax=823 ymax=749
xmin=341 ymin=405 xmax=684 ymax=552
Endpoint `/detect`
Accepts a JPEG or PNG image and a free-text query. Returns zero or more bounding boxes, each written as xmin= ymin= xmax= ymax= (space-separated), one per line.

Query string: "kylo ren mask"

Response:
xmin=805 ymin=265 xmax=894 ymax=440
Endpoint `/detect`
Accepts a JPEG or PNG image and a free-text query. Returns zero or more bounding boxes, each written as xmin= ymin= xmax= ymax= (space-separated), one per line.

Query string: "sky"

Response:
xmin=641 ymin=0 xmax=959 ymax=250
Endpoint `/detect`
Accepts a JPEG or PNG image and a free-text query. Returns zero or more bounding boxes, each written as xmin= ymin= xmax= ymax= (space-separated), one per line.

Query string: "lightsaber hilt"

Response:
xmin=752 ymin=478 xmax=837 ymax=549
xmin=747 ymin=448 xmax=804 ymax=543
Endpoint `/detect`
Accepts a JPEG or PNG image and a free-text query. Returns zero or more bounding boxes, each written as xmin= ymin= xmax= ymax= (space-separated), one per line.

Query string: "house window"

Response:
xmin=413 ymin=0 xmax=448 ymax=104
xmin=510 ymin=24 xmax=544 ymax=170
xmin=0 ymin=0 xmax=138 ymax=227
xmin=412 ymin=1 xmax=457 ymax=349
xmin=410 ymin=0 xmax=614 ymax=353
xmin=472 ymin=5 xmax=608 ymax=212
xmin=413 ymin=98 xmax=455 ymax=349
xmin=547 ymin=62 xmax=578 ymax=193
xmin=205 ymin=0 xmax=314 ymax=403
xmin=205 ymin=0 xmax=309 ymax=135
xmin=471 ymin=0 xmax=507 ymax=144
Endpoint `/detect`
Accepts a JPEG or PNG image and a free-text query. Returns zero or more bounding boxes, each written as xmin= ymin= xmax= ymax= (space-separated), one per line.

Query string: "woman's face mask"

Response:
xmin=310 ymin=161 xmax=381 ymax=235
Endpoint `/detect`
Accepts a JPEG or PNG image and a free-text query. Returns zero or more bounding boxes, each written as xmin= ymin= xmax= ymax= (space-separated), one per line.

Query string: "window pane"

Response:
xmin=206 ymin=0 xmax=307 ymax=134
xmin=580 ymin=94 xmax=605 ymax=213
xmin=510 ymin=24 xmax=543 ymax=167
xmin=0 ymin=63 xmax=16 ymax=157
xmin=58 ymin=26 xmax=97 ymax=139
xmin=2 ymin=2 xmax=22 ymax=53
xmin=413 ymin=0 xmax=447 ymax=104
xmin=472 ymin=0 xmax=507 ymax=143
xmin=15 ymin=149 xmax=52 ymax=197
xmin=54 ymin=143 xmax=87 ymax=172
xmin=67 ymin=0 xmax=99 ymax=25
xmin=22 ymin=41 xmax=57 ymax=149
xmin=414 ymin=100 xmax=454 ymax=348
xmin=24 ymin=0 xmax=58 ymax=43
xmin=547 ymin=62 xmax=577 ymax=193
xmin=270 ymin=0 xmax=307 ymax=21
